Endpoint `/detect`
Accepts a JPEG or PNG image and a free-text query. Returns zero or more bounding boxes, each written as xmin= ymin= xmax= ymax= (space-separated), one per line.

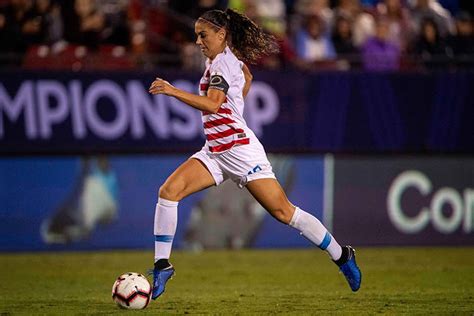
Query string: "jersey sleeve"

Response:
xmin=208 ymin=58 xmax=232 ymax=94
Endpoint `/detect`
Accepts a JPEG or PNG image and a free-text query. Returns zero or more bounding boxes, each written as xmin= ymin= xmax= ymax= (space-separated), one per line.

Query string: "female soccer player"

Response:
xmin=148 ymin=8 xmax=361 ymax=299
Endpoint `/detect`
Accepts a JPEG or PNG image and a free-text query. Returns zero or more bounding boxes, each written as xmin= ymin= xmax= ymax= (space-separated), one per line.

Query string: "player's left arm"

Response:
xmin=242 ymin=63 xmax=252 ymax=98
xmin=149 ymin=78 xmax=226 ymax=114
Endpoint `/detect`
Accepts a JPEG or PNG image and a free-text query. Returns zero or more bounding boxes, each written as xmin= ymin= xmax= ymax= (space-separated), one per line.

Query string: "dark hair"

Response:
xmin=198 ymin=8 xmax=279 ymax=64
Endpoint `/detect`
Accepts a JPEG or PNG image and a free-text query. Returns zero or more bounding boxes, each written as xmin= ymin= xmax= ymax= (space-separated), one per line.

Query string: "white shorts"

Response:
xmin=191 ymin=140 xmax=276 ymax=188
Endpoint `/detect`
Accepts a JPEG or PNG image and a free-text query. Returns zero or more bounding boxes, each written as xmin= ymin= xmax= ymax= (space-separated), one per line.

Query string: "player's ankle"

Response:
xmin=334 ymin=246 xmax=350 ymax=266
xmin=154 ymin=258 xmax=171 ymax=270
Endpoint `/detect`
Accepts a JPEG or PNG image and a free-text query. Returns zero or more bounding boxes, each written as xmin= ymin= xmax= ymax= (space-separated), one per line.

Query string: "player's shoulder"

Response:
xmin=211 ymin=47 xmax=242 ymax=72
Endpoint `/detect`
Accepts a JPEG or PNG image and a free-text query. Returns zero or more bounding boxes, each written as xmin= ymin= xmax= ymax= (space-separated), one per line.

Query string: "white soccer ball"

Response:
xmin=112 ymin=272 xmax=152 ymax=309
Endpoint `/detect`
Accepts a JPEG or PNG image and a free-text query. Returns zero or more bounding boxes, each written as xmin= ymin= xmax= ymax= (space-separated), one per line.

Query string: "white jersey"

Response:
xmin=199 ymin=46 xmax=254 ymax=154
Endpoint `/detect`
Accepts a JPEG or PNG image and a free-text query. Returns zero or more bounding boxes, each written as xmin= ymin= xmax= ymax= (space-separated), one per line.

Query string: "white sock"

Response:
xmin=154 ymin=197 xmax=178 ymax=262
xmin=289 ymin=207 xmax=342 ymax=261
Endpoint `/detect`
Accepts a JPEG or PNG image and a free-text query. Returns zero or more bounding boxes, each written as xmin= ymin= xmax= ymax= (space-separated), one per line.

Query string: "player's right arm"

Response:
xmin=242 ymin=63 xmax=252 ymax=98
xmin=149 ymin=77 xmax=226 ymax=114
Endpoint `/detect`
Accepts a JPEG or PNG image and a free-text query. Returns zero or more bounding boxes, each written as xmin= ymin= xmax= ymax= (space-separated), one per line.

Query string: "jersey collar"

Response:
xmin=206 ymin=46 xmax=230 ymax=67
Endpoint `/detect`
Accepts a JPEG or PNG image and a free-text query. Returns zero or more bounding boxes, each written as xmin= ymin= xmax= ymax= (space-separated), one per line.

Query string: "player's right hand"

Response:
xmin=149 ymin=78 xmax=175 ymax=96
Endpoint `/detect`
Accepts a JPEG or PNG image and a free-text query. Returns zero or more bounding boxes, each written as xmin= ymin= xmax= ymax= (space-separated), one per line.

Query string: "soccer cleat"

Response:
xmin=338 ymin=246 xmax=362 ymax=292
xmin=151 ymin=266 xmax=175 ymax=300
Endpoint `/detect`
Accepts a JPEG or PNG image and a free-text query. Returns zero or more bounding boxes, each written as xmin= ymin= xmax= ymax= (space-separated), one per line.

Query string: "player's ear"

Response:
xmin=218 ymin=29 xmax=226 ymax=41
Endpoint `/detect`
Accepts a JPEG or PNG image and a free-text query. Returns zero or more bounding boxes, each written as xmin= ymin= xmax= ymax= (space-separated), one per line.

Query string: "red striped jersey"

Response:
xmin=199 ymin=46 xmax=251 ymax=154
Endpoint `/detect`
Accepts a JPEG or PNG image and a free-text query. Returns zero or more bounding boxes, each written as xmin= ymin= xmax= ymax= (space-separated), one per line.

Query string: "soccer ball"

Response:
xmin=112 ymin=272 xmax=152 ymax=309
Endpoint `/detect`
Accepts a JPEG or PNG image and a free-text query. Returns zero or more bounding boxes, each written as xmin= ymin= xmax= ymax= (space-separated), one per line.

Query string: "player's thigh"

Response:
xmin=245 ymin=178 xmax=295 ymax=224
xmin=159 ymin=158 xmax=216 ymax=201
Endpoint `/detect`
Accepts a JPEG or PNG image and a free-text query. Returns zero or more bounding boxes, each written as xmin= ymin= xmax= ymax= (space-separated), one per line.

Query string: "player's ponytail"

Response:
xmin=198 ymin=9 xmax=279 ymax=64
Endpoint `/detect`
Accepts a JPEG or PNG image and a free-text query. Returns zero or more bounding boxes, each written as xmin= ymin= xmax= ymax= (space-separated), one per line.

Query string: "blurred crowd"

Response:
xmin=0 ymin=0 xmax=473 ymax=71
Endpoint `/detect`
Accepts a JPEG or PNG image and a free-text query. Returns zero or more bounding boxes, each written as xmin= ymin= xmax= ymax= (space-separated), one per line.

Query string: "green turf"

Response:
xmin=1 ymin=248 xmax=473 ymax=315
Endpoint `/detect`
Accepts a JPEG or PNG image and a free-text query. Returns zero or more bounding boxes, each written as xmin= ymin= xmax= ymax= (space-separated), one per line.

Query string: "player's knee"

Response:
xmin=158 ymin=182 xmax=183 ymax=201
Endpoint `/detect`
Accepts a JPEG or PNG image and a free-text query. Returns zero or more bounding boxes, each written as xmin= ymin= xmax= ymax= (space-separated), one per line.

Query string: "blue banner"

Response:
xmin=1 ymin=70 xmax=473 ymax=154
xmin=0 ymin=155 xmax=324 ymax=251
xmin=1 ymin=154 xmax=472 ymax=251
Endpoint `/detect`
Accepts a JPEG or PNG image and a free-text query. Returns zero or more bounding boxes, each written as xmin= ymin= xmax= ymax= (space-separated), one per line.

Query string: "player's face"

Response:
xmin=195 ymin=21 xmax=226 ymax=60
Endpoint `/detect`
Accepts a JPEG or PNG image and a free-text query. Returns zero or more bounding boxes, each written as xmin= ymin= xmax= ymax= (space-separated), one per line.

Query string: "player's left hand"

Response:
xmin=149 ymin=78 xmax=175 ymax=96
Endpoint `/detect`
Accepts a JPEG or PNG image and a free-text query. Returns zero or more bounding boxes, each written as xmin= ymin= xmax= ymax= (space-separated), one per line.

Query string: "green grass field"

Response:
xmin=1 ymin=247 xmax=473 ymax=315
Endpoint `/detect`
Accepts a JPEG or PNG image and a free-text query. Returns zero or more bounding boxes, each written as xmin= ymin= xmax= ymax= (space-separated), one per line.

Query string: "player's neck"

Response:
xmin=209 ymin=46 xmax=227 ymax=63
